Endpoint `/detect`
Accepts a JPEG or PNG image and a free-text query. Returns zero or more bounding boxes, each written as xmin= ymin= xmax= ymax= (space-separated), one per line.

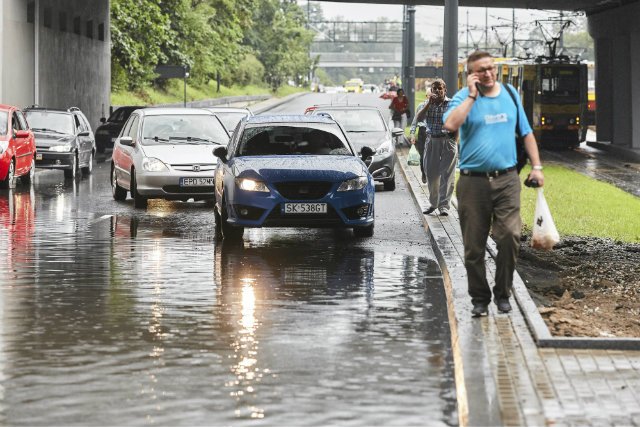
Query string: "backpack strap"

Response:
xmin=504 ymin=84 xmax=522 ymax=138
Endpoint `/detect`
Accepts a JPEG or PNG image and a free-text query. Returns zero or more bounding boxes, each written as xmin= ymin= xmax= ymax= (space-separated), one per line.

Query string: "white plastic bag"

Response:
xmin=407 ymin=145 xmax=420 ymax=166
xmin=531 ymin=188 xmax=560 ymax=250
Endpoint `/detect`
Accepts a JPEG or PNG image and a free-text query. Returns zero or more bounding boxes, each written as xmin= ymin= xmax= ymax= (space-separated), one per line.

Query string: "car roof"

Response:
xmin=135 ymin=107 xmax=216 ymax=116
xmin=312 ymin=105 xmax=380 ymax=112
xmin=245 ymin=115 xmax=337 ymax=125
xmin=0 ymin=104 xmax=18 ymax=111
xmin=204 ymin=107 xmax=251 ymax=114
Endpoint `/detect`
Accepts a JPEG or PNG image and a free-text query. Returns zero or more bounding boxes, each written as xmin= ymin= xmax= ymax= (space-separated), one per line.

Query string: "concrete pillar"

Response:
xmin=443 ymin=0 xmax=458 ymax=94
xmin=631 ymin=32 xmax=640 ymax=149
xmin=407 ymin=6 xmax=416 ymax=116
xmin=611 ymin=35 xmax=631 ymax=148
xmin=593 ymin=37 xmax=612 ymax=142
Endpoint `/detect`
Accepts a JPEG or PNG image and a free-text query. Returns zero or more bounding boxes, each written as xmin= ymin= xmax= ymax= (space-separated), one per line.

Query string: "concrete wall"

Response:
xmin=1 ymin=0 xmax=109 ymax=131
xmin=1 ymin=0 xmax=35 ymax=107
xmin=588 ymin=3 xmax=640 ymax=150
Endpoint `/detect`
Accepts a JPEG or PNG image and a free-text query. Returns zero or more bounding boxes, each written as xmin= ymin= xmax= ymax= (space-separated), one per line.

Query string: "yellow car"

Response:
xmin=344 ymin=79 xmax=364 ymax=93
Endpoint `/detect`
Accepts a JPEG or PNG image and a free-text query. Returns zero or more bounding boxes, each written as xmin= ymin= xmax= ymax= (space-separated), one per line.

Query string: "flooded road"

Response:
xmin=0 ymin=156 xmax=457 ymax=425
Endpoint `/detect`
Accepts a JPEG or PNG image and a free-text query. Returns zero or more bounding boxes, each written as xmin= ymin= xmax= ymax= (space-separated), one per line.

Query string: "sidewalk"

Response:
xmin=396 ymin=148 xmax=640 ymax=426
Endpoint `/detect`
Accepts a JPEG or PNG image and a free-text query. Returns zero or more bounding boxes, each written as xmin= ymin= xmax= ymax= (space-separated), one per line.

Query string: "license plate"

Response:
xmin=179 ymin=177 xmax=214 ymax=187
xmin=36 ymin=153 xmax=43 ymax=160
xmin=284 ymin=203 xmax=327 ymax=214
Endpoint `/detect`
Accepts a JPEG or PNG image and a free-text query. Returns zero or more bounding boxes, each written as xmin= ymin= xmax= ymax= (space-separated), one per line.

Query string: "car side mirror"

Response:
xmin=15 ymin=130 xmax=30 ymax=138
xmin=119 ymin=136 xmax=134 ymax=147
xmin=213 ymin=146 xmax=228 ymax=163
xmin=78 ymin=131 xmax=90 ymax=137
xmin=360 ymin=146 xmax=374 ymax=161
xmin=100 ymin=117 xmax=106 ymax=124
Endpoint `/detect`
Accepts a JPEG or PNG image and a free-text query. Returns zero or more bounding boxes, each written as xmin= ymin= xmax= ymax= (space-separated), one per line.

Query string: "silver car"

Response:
xmin=310 ymin=106 xmax=402 ymax=191
xmin=111 ymin=108 xmax=229 ymax=209
xmin=202 ymin=106 xmax=253 ymax=134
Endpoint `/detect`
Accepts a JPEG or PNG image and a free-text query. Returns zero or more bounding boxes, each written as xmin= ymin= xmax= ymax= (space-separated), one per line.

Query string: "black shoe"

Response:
xmin=495 ymin=298 xmax=512 ymax=313
xmin=439 ymin=208 xmax=449 ymax=216
xmin=421 ymin=173 xmax=427 ymax=183
xmin=422 ymin=207 xmax=436 ymax=215
xmin=471 ymin=303 xmax=489 ymax=317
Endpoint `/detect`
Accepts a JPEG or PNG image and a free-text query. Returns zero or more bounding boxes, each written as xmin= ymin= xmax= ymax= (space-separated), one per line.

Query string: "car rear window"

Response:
xmin=237 ymin=124 xmax=352 ymax=156
xmin=25 ymin=111 xmax=74 ymax=135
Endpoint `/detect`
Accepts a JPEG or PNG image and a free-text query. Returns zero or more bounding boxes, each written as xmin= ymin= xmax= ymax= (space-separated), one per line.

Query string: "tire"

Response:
xmin=353 ymin=223 xmax=374 ymax=238
xmin=82 ymin=151 xmax=94 ymax=175
xmin=111 ymin=165 xmax=127 ymax=201
xmin=0 ymin=159 xmax=15 ymax=189
xmin=21 ymin=157 xmax=35 ymax=185
xmin=131 ymin=171 xmax=148 ymax=209
xmin=383 ymin=178 xmax=396 ymax=191
xmin=64 ymin=153 xmax=79 ymax=179
xmin=214 ymin=204 xmax=223 ymax=240
xmin=220 ymin=200 xmax=243 ymax=240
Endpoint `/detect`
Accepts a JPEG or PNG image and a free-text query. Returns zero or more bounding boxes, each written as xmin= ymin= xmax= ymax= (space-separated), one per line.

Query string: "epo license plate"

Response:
xmin=179 ymin=177 xmax=214 ymax=187
xmin=284 ymin=203 xmax=327 ymax=214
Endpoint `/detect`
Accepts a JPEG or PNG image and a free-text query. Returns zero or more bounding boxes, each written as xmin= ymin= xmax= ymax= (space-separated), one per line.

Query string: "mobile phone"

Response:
xmin=475 ymin=82 xmax=484 ymax=97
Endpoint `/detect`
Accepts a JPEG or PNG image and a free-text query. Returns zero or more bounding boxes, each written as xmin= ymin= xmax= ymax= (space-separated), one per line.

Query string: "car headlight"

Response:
xmin=337 ymin=176 xmax=368 ymax=192
xmin=49 ymin=144 xmax=73 ymax=152
xmin=375 ymin=140 xmax=393 ymax=155
xmin=142 ymin=157 xmax=168 ymax=172
xmin=0 ymin=141 xmax=8 ymax=155
xmin=236 ymin=178 xmax=270 ymax=192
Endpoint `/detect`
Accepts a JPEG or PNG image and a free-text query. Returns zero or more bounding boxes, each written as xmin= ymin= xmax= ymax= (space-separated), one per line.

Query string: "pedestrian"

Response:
xmin=411 ymin=79 xmax=457 ymax=214
xmin=443 ymin=50 xmax=545 ymax=317
xmin=409 ymin=85 xmax=431 ymax=183
xmin=389 ymin=88 xmax=410 ymax=130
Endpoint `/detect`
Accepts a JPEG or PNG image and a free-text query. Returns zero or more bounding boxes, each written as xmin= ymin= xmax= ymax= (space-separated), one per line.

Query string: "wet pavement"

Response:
xmin=0 ymin=149 xmax=457 ymax=425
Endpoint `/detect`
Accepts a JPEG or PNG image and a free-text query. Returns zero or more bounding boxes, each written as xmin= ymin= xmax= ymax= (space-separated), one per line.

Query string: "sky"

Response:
xmin=303 ymin=2 xmax=575 ymax=44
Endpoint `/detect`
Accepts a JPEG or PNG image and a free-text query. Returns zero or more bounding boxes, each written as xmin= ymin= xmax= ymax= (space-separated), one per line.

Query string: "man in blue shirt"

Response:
xmin=443 ymin=51 xmax=545 ymax=317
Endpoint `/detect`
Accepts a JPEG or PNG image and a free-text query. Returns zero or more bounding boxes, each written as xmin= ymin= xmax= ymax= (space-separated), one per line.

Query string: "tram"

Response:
xmin=495 ymin=59 xmax=589 ymax=149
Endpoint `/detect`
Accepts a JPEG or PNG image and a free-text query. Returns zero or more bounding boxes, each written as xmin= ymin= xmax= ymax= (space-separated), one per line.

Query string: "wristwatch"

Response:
xmin=532 ymin=165 xmax=543 ymax=171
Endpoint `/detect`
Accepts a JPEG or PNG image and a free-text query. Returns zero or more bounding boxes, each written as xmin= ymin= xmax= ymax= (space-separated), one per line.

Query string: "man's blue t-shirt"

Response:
xmin=443 ymin=84 xmax=532 ymax=171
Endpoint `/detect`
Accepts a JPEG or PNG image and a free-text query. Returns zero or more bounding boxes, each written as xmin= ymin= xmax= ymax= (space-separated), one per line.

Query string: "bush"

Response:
xmin=235 ymin=54 xmax=265 ymax=86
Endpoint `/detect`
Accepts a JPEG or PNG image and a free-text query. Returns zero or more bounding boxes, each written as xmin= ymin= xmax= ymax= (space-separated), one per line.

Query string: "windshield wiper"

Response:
xmin=169 ymin=136 xmax=222 ymax=144
xmin=143 ymin=136 xmax=170 ymax=142
xmin=32 ymin=127 xmax=66 ymax=134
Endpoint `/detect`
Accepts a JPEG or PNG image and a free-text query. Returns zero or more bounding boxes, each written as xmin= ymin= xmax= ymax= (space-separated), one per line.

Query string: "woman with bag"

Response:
xmin=389 ymin=88 xmax=409 ymax=130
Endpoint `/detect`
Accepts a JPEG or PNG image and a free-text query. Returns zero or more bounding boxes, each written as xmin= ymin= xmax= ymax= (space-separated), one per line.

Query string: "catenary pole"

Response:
xmin=443 ymin=0 xmax=459 ymax=94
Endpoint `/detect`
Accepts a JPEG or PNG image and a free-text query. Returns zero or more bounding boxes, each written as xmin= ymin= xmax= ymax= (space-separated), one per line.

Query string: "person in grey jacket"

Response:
xmin=409 ymin=86 xmax=431 ymax=183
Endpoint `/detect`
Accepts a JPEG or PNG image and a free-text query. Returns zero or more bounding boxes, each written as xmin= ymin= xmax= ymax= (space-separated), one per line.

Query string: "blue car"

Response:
xmin=212 ymin=115 xmax=376 ymax=240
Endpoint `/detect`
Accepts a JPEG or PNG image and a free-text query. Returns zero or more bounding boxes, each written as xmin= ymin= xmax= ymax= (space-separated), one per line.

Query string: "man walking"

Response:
xmin=409 ymin=86 xmax=431 ymax=183
xmin=443 ymin=51 xmax=545 ymax=316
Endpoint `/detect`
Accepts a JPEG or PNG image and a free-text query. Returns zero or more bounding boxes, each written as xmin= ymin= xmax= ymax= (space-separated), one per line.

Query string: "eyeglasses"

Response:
xmin=475 ymin=66 xmax=496 ymax=74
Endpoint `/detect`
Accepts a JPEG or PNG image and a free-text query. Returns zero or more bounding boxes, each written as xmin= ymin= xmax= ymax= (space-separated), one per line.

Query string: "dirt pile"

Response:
xmin=517 ymin=236 xmax=640 ymax=338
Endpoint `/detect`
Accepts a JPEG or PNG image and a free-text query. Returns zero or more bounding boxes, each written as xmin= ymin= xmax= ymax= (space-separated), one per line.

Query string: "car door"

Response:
xmin=115 ymin=114 xmax=140 ymax=190
xmin=10 ymin=111 xmax=29 ymax=175
xmin=15 ymin=110 xmax=35 ymax=173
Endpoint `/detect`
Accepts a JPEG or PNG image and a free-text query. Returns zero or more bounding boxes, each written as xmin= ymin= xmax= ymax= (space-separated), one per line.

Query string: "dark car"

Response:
xmin=95 ymin=106 xmax=143 ymax=153
xmin=24 ymin=106 xmax=95 ymax=179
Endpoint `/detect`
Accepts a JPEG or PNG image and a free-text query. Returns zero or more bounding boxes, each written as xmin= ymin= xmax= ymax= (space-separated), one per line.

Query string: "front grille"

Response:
xmin=273 ymin=181 xmax=333 ymax=200
xmin=171 ymin=164 xmax=217 ymax=172
xmin=162 ymin=185 xmax=214 ymax=194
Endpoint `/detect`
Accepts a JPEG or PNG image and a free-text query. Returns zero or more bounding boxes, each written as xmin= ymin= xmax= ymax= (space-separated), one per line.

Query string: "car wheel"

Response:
xmin=82 ymin=151 xmax=94 ymax=175
xmin=353 ymin=223 xmax=374 ymax=238
xmin=0 ymin=159 xmax=15 ymax=189
xmin=221 ymin=199 xmax=243 ymax=240
xmin=383 ymin=178 xmax=396 ymax=191
xmin=131 ymin=171 xmax=148 ymax=209
xmin=111 ymin=164 xmax=127 ymax=201
xmin=21 ymin=157 xmax=35 ymax=185
xmin=214 ymin=204 xmax=223 ymax=240
xmin=63 ymin=153 xmax=79 ymax=179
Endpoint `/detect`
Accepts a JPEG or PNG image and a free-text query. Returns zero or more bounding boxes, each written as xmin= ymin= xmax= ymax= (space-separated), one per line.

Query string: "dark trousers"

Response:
xmin=415 ymin=127 xmax=427 ymax=176
xmin=456 ymin=170 xmax=521 ymax=305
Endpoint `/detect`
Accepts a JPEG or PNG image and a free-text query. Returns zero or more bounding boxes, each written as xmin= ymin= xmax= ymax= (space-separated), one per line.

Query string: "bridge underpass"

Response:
xmin=1 ymin=0 xmax=639 ymax=152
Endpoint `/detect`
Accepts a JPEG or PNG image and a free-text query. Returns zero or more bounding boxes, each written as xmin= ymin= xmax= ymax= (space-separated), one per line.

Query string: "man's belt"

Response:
xmin=460 ymin=166 xmax=516 ymax=178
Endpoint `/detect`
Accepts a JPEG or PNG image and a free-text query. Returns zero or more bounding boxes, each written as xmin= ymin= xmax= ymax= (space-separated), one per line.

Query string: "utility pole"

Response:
xmin=512 ymin=8 xmax=516 ymax=57
xmin=443 ymin=0 xmax=458 ymax=93
xmin=559 ymin=11 xmax=564 ymax=51
xmin=485 ymin=8 xmax=488 ymax=50
xmin=466 ymin=10 xmax=469 ymax=55
xmin=407 ymin=6 xmax=416 ymax=116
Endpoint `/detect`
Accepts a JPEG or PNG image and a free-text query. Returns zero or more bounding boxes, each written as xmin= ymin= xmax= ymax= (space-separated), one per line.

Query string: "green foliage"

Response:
xmin=235 ymin=54 xmax=265 ymax=86
xmin=519 ymin=165 xmax=640 ymax=243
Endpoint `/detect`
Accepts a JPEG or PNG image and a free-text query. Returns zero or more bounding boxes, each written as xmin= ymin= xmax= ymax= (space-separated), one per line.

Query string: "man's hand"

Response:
xmin=527 ymin=169 xmax=544 ymax=187
xmin=467 ymin=73 xmax=480 ymax=97
xmin=409 ymin=135 xmax=416 ymax=145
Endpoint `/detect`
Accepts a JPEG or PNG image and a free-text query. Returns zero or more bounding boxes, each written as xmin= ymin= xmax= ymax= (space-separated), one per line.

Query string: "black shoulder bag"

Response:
xmin=504 ymin=84 xmax=527 ymax=174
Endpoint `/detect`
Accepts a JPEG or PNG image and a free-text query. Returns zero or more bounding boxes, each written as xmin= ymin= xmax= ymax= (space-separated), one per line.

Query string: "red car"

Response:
xmin=0 ymin=104 xmax=36 ymax=188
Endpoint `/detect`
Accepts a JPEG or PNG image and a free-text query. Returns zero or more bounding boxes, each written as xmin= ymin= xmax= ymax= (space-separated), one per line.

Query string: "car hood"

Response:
xmin=34 ymin=132 xmax=74 ymax=147
xmin=141 ymin=144 xmax=221 ymax=164
xmin=346 ymin=131 xmax=389 ymax=151
xmin=231 ymin=156 xmax=368 ymax=182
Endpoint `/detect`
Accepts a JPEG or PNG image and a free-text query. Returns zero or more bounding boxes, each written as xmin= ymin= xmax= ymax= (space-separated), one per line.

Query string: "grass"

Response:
xmin=111 ymin=80 xmax=306 ymax=106
xmin=518 ymin=164 xmax=640 ymax=243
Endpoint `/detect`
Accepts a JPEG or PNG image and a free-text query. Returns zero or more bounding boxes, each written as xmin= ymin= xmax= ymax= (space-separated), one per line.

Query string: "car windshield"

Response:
xmin=25 ymin=111 xmax=74 ymax=135
xmin=141 ymin=114 xmax=229 ymax=145
xmin=214 ymin=112 xmax=249 ymax=132
xmin=316 ymin=109 xmax=386 ymax=132
xmin=237 ymin=124 xmax=352 ymax=156
xmin=108 ymin=107 xmax=136 ymax=123
xmin=0 ymin=112 xmax=7 ymax=135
